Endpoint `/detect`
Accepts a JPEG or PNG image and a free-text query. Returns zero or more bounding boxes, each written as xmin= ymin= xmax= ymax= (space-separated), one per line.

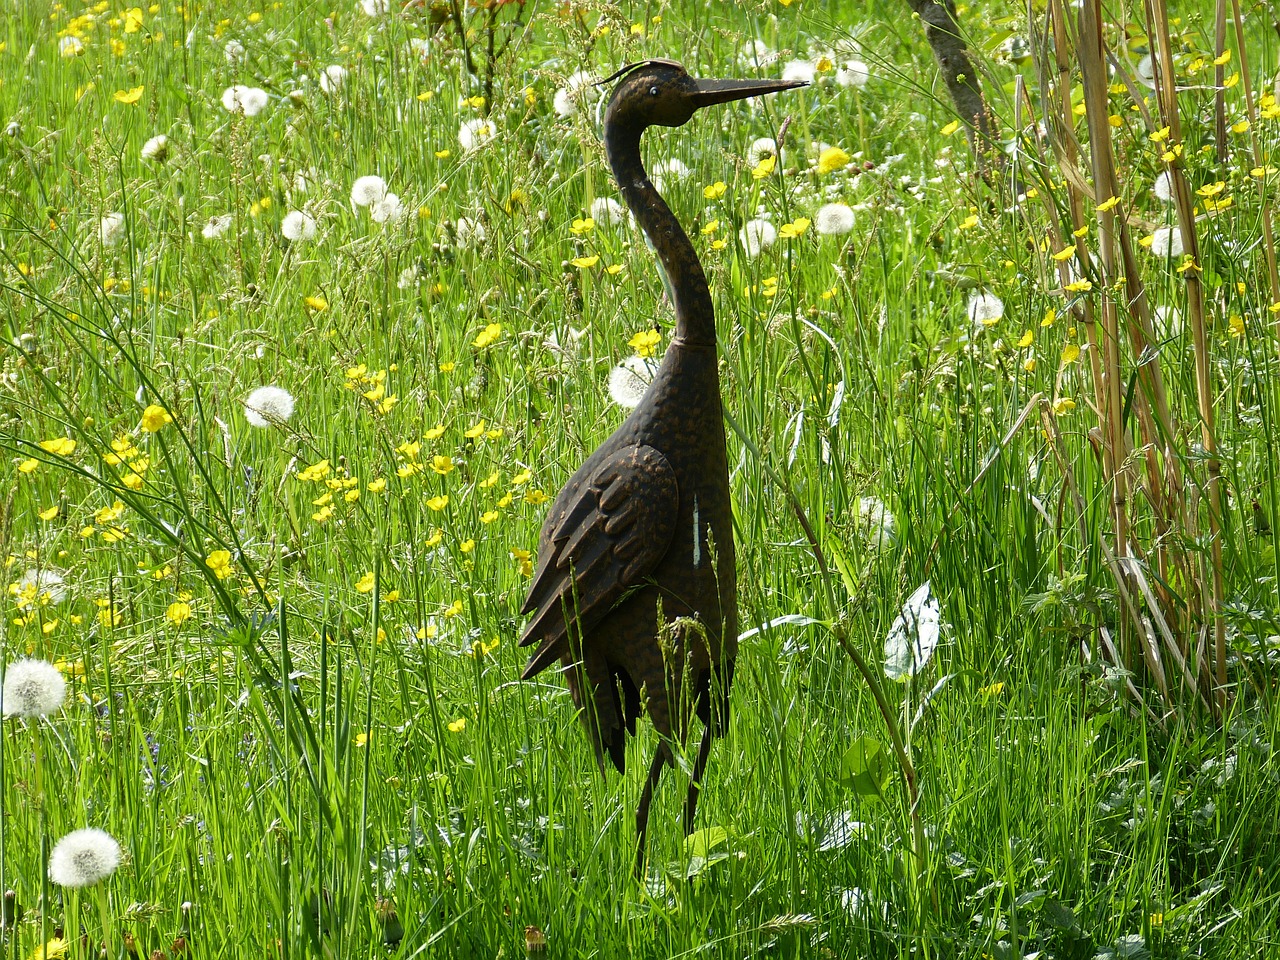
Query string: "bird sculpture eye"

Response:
xmin=650 ymin=86 xmax=659 ymax=96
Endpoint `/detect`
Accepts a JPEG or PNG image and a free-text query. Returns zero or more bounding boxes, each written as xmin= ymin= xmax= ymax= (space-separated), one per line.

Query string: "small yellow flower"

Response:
xmin=481 ymin=510 xmax=499 ymax=523
xmin=39 ymin=437 xmax=77 ymax=456
xmin=479 ymin=471 xmax=500 ymax=489
xmin=816 ymin=146 xmax=850 ymax=175
xmin=425 ymin=425 xmax=446 ymax=441
xmin=779 ymin=217 xmax=811 ymax=239
xmin=297 ymin=459 xmax=330 ymax=481
xmin=1052 ymin=244 xmax=1076 ymax=261
xmin=979 ymin=681 xmax=1004 ymax=698
xmin=140 ymin=403 xmax=172 ymax=432
xmin=426 ymin=495 xmax=449 ymax=511
xmin=1052 ymin=397 xmax=1076 ymax=415
xmin=1041 ymin=308 xmax=1056 ymax=327
xmin=166 ymin=601 xmax=192 ymax=626
xmin=39 ymin=506 xmax=60 ymax=521
xmin=464 ymin=420 xmax=486 ymax=439
xmin=459 ymin=538 xmax=475 ymax=553
xmin=448 ymin=717 xmax=467 ymax=733
xmin=570 ymin=217 xmax=594 ymax=235
xmin=355 ymin=731 xmax=370 ymax=747
xmin=19 ymin=459 xmax=39 ymax=474
xmin=1016 ymin=330 xmax=1033 ymax=348
xmin=304 ymin=295 xmax=328 ymax=312
xmin=570 ymin=255 xmax=600 ymax=269
xmin=703 ymin=181 xmax=727 ymax=200
xmin=1096 ymin=196 xmax=1119 ymax=212
xmin=205 ymin=549 xmax=234 ymax=579
xmin=431 ymin=455 xmax=454 ymax=475
xmin=1061 ymin=343 xmax=1081 ymax=365
xmin=355 ymin=572 xmax=376 ymax=593
xmin=628 ymin=329 xmax=662 ymax=358
xmin=123 ymin=7 xmax=144 ymax=32
xmin=1064 ymin=279 xmax=1093 ymax=292
xmin=114 ymin=85 xmax=145 ymax=105
xmin=368 ymin=477 xmax=387 ymax=493
xmin=511 ymin=468 xmax=532 ymax=485
xmin=473 ymin=322 xmax=503 ymax=348
xmin=940 ymin=119 xmax=961 ymax=136
xmin=751 ymin=155 xmax=777 ymax=179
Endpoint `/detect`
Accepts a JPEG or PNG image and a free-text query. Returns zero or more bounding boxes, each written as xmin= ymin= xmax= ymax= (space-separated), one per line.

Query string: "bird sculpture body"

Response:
xmin=518 ymin=60 xmax=804 ymax=871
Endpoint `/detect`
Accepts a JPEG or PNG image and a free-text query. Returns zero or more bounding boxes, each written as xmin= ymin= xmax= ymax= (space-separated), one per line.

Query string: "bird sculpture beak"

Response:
xmin=690 ymin=76 xmax=807 ymax=108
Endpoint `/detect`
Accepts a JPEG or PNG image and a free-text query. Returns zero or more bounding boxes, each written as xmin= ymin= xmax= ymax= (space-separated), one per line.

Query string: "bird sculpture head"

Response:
xmin=600 ymin=59 xmax=806 ymax=131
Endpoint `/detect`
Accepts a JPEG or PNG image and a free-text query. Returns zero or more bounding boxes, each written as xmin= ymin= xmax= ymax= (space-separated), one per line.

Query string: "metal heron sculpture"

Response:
xmin=519 ymin=60 xmax=804 ymax=873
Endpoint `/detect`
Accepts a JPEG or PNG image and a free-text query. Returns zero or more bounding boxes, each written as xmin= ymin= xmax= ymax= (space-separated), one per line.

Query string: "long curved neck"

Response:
xmin=604 ymin=123 xmax=716 ymax=346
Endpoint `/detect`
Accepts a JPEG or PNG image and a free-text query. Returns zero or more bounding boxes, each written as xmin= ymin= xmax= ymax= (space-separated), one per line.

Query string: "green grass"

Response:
xmin=2 ymin=0 xmax=1280 ymax=957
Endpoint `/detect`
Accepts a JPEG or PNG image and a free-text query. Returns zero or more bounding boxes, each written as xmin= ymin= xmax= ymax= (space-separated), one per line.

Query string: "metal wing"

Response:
xmin=518 ymin=444 xmax=678 ymax=681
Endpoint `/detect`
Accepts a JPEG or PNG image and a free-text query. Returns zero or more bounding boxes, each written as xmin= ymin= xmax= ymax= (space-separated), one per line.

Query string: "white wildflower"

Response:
xmin=781 ymin=59 xmax=817 ymax=84
xmin=883 ymin=581 xmax=942 ymax=681
xmin=739 ymin=218 xmax=777 ymax=258
xmin=360 ymin=0 xmax=388 ymax=14
xmin=223 ymin=39 xmax=245 ymax=62
xmin=652 ymin=157 xmax=690 ymax=181
xmin=280 ymin=211 xmax=317 ymax=241
xmin=243 ymin=385 xmax=295 ymax=427
xmin=408 ymin=37 xmax=430 ymax=61
xmin=814 ymin=203 xmax=855 ymax=236
xmin=1153 ymin=170 xmax=1173 ymax=203
xmin=458 ymin=117 xmax=495 ymax=152
xmin=319 ymin=64 xmax=348 ymax=95
xmin=608 ymin=355 xmax=657 ymax=409
xmin=857 ymin=497 xmax=898 ymax=552
xmin=1150 ymin=226 xmax=1185 ymax=259
xmin=350 ymin=175 xmax=388 ymax=209
xmin=747 ymin=137 xmax=779 ymax=165
xmin=1 ymin=658 xmax=67 ymax=719
xmin=589 ymin=197 xmax=627 ymax=228
xmin=99 ymin=212 xmax=126 ymax=246
xmin=59 ymin=36 xmax=85 ymax=57
xmin=397 ymin=264 xmax=421 ymax=289
xmin=370 ymin=192 xmax=405 ymax=223
xmin=967 ymin=291 xmax=1004 ymax=328
xmin=140 ymin=134 xmax=169 ymax=163
xmin=221 ymin=85 xmax=269 ymax=116
xmin=48 ymin=829 xmax=121 ymax=888
xmin=15 ymin=568 xmax=68 ymax=605
xmin=202 ymin=214 xmax=234 ymax=239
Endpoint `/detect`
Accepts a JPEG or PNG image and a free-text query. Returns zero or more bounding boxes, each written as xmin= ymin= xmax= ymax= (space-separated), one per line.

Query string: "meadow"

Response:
xmin=2 ymin=0 xmax=1280 ymax=956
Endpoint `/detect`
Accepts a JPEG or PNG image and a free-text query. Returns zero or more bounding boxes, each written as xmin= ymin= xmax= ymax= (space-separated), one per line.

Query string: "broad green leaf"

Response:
xmin=839 ymin=736 xmax=890 ymax=798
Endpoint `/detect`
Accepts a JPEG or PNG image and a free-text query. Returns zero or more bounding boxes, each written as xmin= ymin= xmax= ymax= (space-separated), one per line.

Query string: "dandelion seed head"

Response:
xmin=140 ymin=134 xmax=169 ymax=163
xmin=99 ymin=212 xmax=125 ymax=246
xmin=781 ymin=59 xmax=817 ymax=85
xmin=280 ymin=210 xmax=317 ymax=241
xmin=48 ymin=829 xmax=121 ymax=888
xmin=608 ymin=355 xmax=657 ymax=409
xmin=589 ymin=197 xmax=627 ymax=228
xmin=747 ymin=137 xmax=780 ymax=165
xmin=370 ymin=192 xmax=405 ymax=223
xmin=1 ymin=658 xmax=67 ymax=719
xmin=836 ymin=59 xmax=870 ymax=88
xmin=739 ymin=39 xmax=773 ymax=67
xmin=223 ymin=39 xmax=245 ymax=62
xmin=243 ymin=385 xmax=296 ymax=427
xmin=1153 ymin=170 xmax=1173 ymax=203
xmin=455 ymin=217 xmax=486 ymax=248
xmin=221 ymin=85 xmax=269 ymax=116
xmin=1150 ymin=226 xmax=1185 ymax=259
xmin=739 ymin=218 xmax=777 ymax=258
xmin=202 ymin=214 xmax=233 ymax=240
xmin=458 ymin=117 xmax=495 ymax=152
xmin=360 ymin=0 xmax=388 ymax=14
xmin=350 ymin=175 xmax=388 ymax=209
xmin=15 ymin=568 xmax=68 ymax=605
xmin=814 ymin=203 xmax=855 ymax=236
xmin=552 ymin=70 xmax=600 ymax=118
xmin=319 ymin=64 xmax=348 ymax=95
xmin=967 ymin=291 xmax=1004 ymax=329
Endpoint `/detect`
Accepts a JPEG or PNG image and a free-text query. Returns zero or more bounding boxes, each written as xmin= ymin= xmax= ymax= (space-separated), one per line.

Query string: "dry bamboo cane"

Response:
xmin=1147 ymin=0 xmax=1229 ymax=713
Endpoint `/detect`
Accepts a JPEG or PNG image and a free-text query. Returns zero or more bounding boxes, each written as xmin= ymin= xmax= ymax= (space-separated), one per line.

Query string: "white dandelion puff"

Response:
xmin=1153 ymin=170 xmax=1173 ymax=204
xmin=350 ymin=175 xmax=388 ymax=209
xmin=652 ymin=157 xmax=690 ymax=181
xmin=883 ymin=581 xmax=942 ymax=681
xmin=15 ymin=568 xmax=68 ymax=605
xmin=857 ymin=497 xmax=898 ymax=552
xmin=739 ymin=39 xmax=773 ymax=67
xmin=814 ymin=203 xmax=855 ymax=236
xmin=370 ymin=192 xmax=405 ymax=223
xmin=967 ymin=291 xmax=1004 ymax=328
xmin=739 ymin=218 xmax=777 ymax=258
xmin=360 ymin=0 xmax=388 ymax=14
xmin=1154 ymin=304 xmax=1182 ymax=338
xmin=397 ymin=264 xmax=422 ymax=289
xmin=747 ymin=137 xmax=779 ymax=165
xmin=608 ymin=355 xmax=657 ymax=410
xmin=553 ymin=69 xmax=600 ymax=118
xmin=836 ymin=59 xmax=870 ymax=88
xmin=1150 ymin=226 xmax=1185 ymax=259
xmin=223 ymin=39 xmax=245 ymax=62
xmin=455 ymin=217 xmax=486 ymax=248
xmin=280 ymin=211 xmax=317 ymax=241
xmin=221 ymin=85 xmax=269 ymax=116
xmin=140 ymin=134 xmax=169 ymax=163
xmin=48 ymin=829 xmax=121 ymax=888
xmin=589 ymin=197 xmax=627 ymax=228
xmin=319 ymin=64 xmax=348 ymax=95
xmin=781 ymin=59 xmax=818 ymax=85
xmin=458 ymin=117 xmax=495 ymax=152
xmin=202 ymin=214 xmax=234 ymax=239
xmin=408 ymin=37 xmax=430 ymax=61
xmin=1 ymin=658 xmax=67 ymax=719
xmin=243 ymin=385 xmax=295 ymax=427
xmin=99 ymin=212 xmax=126 ymax=246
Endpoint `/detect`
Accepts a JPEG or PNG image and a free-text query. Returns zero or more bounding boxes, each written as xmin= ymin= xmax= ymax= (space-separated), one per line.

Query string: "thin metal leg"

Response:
xmin=683 ymin=726 xmax=713 ymax=834
xmin=634 ymin=744 xmax=668 ymax=878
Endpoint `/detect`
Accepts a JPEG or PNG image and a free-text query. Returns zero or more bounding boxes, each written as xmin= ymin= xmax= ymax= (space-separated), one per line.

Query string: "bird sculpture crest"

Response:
xmin=519 ymin=59 xmax=805 ymax=873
